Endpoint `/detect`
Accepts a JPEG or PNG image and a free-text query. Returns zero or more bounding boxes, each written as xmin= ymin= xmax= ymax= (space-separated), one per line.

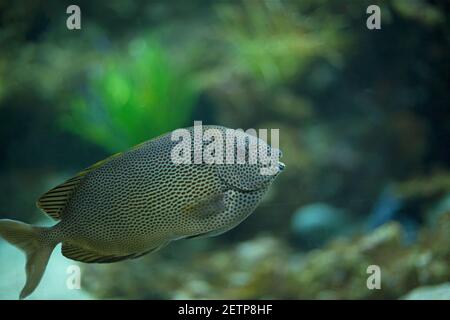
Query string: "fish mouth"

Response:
xmin=278 ymin=161 xmax=285 ymax=171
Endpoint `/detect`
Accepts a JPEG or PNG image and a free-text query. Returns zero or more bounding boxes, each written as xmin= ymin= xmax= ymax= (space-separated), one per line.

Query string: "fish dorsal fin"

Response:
xmin=37 ymin=152 xmax=123 ymax=220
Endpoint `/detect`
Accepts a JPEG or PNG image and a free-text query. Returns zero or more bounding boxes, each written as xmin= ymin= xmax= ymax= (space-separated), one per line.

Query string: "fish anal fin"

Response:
xmin=128 ymin=242 xmax=168 ymax=260
xmin=62 ymin=243 xmax=134 ymax=264
xmin=62 ymin=242 xmax=165 ymax=264
xmin=182 ymin=193 xmax=227 ymax=218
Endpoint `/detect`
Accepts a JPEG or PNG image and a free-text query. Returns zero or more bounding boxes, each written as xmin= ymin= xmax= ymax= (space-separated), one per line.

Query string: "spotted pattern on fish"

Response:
xmin=0 ymin=125 xmax=284 ymax=299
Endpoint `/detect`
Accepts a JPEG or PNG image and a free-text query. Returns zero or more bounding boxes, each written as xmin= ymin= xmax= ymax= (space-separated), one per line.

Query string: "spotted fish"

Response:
xmin=0 ymin=125 xmax=284 ymax=299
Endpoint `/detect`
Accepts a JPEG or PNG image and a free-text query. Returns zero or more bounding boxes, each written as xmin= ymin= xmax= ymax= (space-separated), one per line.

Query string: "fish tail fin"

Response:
xmin=0 ymin=219 xmax=57 ymax=299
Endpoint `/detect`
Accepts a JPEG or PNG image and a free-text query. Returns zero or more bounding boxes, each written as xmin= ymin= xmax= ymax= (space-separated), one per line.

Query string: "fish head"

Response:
xmin=216 ymin=129 xmax=284 ymax=192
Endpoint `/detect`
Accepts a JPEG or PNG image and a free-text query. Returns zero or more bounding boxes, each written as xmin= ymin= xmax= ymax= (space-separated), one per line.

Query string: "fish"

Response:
xmin=0 ymin=125 xmax=284 ymax=299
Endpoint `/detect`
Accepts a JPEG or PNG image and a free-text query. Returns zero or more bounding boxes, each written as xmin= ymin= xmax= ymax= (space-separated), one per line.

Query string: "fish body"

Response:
xmin=0 ymin=125 xmax=284 ymax=299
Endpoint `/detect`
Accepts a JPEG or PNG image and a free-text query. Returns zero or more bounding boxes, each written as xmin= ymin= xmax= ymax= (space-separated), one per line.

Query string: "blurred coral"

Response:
xmin=82 ymin=212 xmax=450 ymax=299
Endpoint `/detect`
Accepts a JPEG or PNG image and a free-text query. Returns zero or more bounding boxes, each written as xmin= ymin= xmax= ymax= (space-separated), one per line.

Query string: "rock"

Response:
xmin=427 ymin=193 xmax=450 ymax=226
xmin=290 ymin=203 xmax=355 ymax=249
xmin=401 ymin=283 xmax=450 ymax=300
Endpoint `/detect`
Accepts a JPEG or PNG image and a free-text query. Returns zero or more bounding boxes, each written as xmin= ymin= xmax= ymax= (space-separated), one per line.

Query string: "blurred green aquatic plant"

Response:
xmin=61 ymin=38 xmax=198 ymax=152
xmin=213 ymin=0 xmax=348 ymax=87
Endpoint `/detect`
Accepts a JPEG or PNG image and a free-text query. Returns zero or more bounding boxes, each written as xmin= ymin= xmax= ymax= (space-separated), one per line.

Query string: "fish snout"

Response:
xmin=278 ymin=162 xmax=285 ymax=171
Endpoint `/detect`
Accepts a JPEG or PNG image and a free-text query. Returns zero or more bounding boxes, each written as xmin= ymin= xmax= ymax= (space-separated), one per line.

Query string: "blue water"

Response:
xmin=0 ymin=219 xmax=92 ymax=300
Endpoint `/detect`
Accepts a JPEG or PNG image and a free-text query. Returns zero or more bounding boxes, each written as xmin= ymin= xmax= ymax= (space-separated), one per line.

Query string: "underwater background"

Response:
xmin=0 ymin=0 xmax=449 ymax=299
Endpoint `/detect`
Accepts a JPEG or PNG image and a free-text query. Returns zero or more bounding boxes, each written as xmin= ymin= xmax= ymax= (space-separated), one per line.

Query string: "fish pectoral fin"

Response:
xmin=62 ymin=243 xmax=136 ymax=264
xmin=182 ymin=193 xmax=227 ymax=218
